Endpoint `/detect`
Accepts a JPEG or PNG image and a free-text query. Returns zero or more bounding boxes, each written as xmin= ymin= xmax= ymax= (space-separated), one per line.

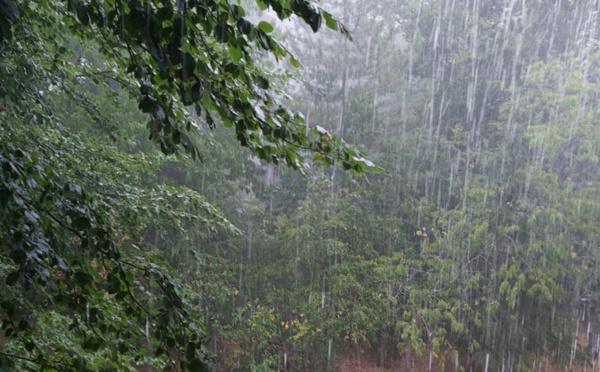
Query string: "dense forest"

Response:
xmin=1 ymin=0 xmax=600 ymax=371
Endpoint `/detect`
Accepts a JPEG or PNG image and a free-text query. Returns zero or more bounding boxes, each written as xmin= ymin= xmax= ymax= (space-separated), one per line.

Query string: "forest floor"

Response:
xmin=335 ymin=348 xmax=442 ymax=372
xmin=335 ymin=348 xmax=595 ymax=372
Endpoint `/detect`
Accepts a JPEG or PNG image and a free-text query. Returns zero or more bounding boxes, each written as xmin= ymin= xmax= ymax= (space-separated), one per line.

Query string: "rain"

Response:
xmin=2 ymin=0 xmax=600 ymax=370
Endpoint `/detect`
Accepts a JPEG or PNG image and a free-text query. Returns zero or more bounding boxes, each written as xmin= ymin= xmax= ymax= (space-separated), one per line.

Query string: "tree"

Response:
xmin=1 ymin=0 xmax=372 ymax=172
xmin=0 ymin=0 xmax=371 ymax=370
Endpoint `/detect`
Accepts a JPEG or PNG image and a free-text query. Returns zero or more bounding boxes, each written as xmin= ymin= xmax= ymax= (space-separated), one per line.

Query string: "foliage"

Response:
xmin=0 ymin=0 xmax=366 ymax=369
xmin=2 ymin=0 xmax=600 ymax=371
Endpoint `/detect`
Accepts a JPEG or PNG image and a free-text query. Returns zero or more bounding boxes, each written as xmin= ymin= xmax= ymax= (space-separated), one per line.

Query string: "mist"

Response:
xmin=1 ymin=0 xmax=600 ymax=371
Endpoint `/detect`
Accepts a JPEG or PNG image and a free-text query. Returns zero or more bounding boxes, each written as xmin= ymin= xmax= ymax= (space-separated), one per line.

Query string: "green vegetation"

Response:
xmin=1 ymin=0 xmax=600 ymax=371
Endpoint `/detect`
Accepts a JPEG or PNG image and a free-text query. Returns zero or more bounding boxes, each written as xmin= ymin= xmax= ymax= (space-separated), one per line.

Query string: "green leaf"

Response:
xmin=254 ymin=75 xmax=270 ymax=90
xmin=258 ymin=21 xmax=274 ymax=33
xmin=322 ymin=11 xmax=337 ymax=30
xmin=138 ymin=96 xmax=157 ymax=114
xmin=256 ymin=0 xmax=268 ymax=11
xmin=290 ymin=56 xmax=301 ymax=68
xmin=228 ymin=45 xmax=242 ymax=62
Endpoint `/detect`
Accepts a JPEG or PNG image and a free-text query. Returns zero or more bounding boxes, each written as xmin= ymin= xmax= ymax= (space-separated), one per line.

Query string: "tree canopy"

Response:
xmin=2 ymin=0 xmax=600 ymax=371
xmin=0 ymin=0 xmax=369 ymax=370
xmin=1 ymin=0 xmax=371 ymax=172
